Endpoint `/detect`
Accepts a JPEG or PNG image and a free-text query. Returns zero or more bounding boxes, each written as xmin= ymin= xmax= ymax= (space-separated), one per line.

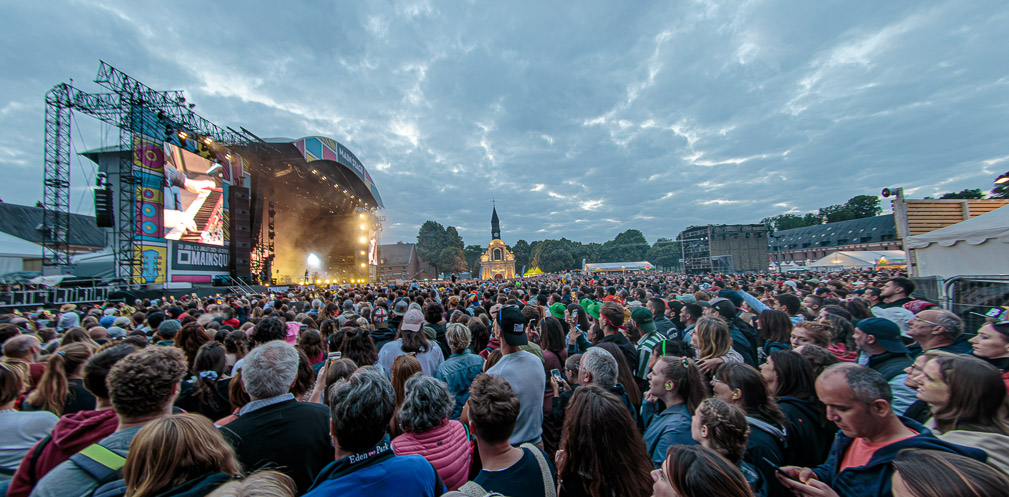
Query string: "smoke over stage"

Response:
xmin=240 ymin=136 xmax=384 ymax=285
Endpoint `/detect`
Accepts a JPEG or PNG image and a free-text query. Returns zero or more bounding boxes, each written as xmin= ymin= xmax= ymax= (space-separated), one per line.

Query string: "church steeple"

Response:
xmin=491 ymin=201 xmax=501 ymax=240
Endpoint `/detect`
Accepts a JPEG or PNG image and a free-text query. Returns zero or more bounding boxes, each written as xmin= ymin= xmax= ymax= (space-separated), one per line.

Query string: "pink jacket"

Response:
xmin=392 ymin=419 xmax=471 ymax=491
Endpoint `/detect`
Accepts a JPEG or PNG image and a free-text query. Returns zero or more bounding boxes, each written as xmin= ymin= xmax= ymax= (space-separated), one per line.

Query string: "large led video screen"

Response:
xmin=162 ymin=143 xmax=226 ymax=246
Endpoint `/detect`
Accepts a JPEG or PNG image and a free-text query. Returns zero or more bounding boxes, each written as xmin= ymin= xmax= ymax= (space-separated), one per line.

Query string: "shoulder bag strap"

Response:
xmin=520 ymin=443 xmax=557 ymax=497
xmin=458 ymin=481 xmax=489 ymax=497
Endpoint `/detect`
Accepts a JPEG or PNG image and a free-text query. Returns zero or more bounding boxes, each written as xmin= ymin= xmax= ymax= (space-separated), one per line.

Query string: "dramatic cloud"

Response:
xmin=2 ymin=0 xmax=1007 ymax=248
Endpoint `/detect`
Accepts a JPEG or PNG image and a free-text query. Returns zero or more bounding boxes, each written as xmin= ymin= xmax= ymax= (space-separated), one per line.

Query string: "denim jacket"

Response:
xmin=435 ymin=350 xmax=485 ymax=419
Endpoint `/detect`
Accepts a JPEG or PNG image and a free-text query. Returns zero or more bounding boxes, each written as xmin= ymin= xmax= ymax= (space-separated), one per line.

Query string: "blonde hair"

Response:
xmin=694 ymin=317 xmax=732 ymax=360
xmin=123 ymin=414 xmax=240 ymax=497
xmin=206 ymin=470 xmax=295 ymax=497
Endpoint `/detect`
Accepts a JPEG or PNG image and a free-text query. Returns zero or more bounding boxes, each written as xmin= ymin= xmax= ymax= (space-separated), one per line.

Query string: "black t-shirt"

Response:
xmin=22 ymin=378 xmax=96 ymax=415
xmin=473 ymin=446 xmax=556 ymax=497
xmin=877 ymin=297 xmax=913 ymax=309
xmin=175 ymin=377 xmax=234 ymax=421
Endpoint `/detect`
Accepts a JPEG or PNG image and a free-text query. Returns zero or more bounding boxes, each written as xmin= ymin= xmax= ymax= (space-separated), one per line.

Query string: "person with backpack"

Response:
xmin=91 ymin=414 xmax=239 ymax=497
xmin=458 ymin=374 xmax=556 ymax=497
xmin=8 ymin=344 xmax=137 ymax=497
xmin=29 ymin=347 xmax=187 ymax=497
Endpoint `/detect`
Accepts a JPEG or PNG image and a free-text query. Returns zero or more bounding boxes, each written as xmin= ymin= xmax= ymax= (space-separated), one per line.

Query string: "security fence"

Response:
xmin=943 ymin=275 xmax=1009 ymax=332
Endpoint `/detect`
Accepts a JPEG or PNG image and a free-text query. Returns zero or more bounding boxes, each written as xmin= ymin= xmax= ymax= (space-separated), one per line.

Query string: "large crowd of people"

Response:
xmin=0 ymin=269 xmax=1007 ymax=497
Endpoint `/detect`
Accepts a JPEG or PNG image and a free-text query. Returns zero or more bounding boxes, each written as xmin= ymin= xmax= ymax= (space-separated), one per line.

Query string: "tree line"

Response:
xmin=415 ymin=178 xmax=1009 ymax=276
xmin=415 ymin=223 xmax=683 ymax=276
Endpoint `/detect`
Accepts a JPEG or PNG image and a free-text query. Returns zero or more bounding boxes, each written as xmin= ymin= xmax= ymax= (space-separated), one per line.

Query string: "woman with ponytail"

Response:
xmin=175 ymin=342 xmax=232 ymax=421
xmin=712 ymin=363 xmax=789 ymax=497
xmin=642 ymin=355 xmax=708 ymax=468
xmin=23 ymin=344 xmax=95 ymax=415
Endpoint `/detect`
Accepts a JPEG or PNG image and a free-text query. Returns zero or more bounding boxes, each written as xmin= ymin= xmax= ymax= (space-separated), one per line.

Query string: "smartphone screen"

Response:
xmin=550 ymin=368 xmax=563 ymax=381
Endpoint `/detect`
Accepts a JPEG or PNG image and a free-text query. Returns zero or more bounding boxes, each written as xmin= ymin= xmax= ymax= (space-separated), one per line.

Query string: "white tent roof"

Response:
xmin=905 ymin=204 xmax=1009 ymax=277
xmin=808 ymin=250 xmax=906 ymax=268
xmin=906 ymin=204 xmax=1009 ymax=249
xmin=0 ymin=232 xmax=42 ymax=258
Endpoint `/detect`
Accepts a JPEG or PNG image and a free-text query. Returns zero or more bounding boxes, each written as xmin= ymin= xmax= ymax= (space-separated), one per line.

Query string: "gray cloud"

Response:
xmin=2 ymin=0 xmax=1007 ymax=249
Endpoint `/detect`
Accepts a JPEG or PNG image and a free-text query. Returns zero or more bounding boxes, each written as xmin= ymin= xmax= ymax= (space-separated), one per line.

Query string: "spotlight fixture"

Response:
xmin=225 ymin=154 xmax=232 ymax=161
xmin=178 ymin=131 xmax=188 ymax=140
xmin=203 ymin=137 xmax=213 ymax=145
xmin=996 ymin=172 xmax=1009 ymax=185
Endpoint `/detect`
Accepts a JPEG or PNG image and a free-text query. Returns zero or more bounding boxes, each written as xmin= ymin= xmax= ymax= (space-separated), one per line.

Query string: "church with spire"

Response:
xmin=479 ymin=203 xmax=516 ymax=280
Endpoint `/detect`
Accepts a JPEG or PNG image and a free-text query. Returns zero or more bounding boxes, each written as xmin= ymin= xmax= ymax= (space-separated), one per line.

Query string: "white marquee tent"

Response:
xmin=905 ymin=204 xmax=1009 ymax=277
xmin=807 ymin=250 xmax=906 ymax=271
xmin=0 ymin=232 xmax=42 ymax=274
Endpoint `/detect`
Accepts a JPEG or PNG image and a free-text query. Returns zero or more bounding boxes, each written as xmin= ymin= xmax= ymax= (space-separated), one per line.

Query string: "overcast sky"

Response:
xmin=2 ymin=0 xmax=1008 ymax=247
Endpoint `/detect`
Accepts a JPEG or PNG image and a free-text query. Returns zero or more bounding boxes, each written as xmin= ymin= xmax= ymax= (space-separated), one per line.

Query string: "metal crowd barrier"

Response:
xmin=943 ymin=275 xmax=1009 ymax=332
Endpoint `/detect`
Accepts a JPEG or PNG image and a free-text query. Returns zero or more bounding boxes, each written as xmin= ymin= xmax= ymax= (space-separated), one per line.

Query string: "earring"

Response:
xmin=665 ymin=382 xmax=672 ymax=390
xmin=732 ymin=392 xmax=739 ymax=398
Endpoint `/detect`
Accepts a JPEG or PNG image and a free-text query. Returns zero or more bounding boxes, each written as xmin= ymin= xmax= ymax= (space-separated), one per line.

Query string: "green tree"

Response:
xmin=438 ymin=247 xmax=468 ymax=274
xmin=940 ymin=188 xmax=985 ymax=199
xmin=444 ymin=226 xmax=465 ymax=250
xmin=762 ymin=213 xmax=817 ymax=231
xmin=802 ymin=212 xmax=824 ymax=226
xmin=536 ymin=240 xmax=575 ymax=273
xmin=819 ymin=203 xmax=853 ymax=223
xmin=843 ymin=194 xmax=882 ymax=218
xmin=464 ymin=244 xmax=484 ymax=273
xmin=416 ymin=221 xmax=447 ymax=274
xmin=646 ymin=238 xmax=681 ymax=270
xmin=511 ymin=239 xmax=531 ymax=269
xmin=601 ymin=230 xmax=649 ymax=262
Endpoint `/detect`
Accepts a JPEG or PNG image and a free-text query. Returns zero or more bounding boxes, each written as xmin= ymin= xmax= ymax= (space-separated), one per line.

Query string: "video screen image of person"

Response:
xmin=163 ymin=143 xmax=225 ymax=246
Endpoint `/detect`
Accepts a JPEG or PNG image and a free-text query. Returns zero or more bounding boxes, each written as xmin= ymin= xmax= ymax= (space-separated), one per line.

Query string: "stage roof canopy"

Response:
xmin=264 ymin=136 xmax=384 ymax=209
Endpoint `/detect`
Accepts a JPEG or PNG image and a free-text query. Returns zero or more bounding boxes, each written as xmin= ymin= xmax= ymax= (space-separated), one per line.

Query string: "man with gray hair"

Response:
xmin=303 ymin=368 xmax=444 ymax=496
xmin=552 ymin=347 xmax=639 ymax=429
xmin=222 ymin=341 xmax=332 ymax=494
xmin=777 ymin=362 xmax=986 ymax=497
xmin=906 ymin=309 xmax=972 ymax=357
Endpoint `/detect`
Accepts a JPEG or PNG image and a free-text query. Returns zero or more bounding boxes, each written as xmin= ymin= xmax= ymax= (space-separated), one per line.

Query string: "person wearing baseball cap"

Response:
xmin=376 ymin=308 xmax=444 ymax=380
xmin=370 ymin=306 xmax=396 ymax=351
xmin=483 ymin=305 xmax=545 ymax=446
xmin=853 ymin=317 xmax=916 ymax=414
xmin=631 ymin=306 xmax=663 ymax=380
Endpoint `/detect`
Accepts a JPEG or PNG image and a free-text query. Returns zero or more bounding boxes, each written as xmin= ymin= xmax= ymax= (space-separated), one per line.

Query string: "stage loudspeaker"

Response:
xmin=229 ymin=187 xmax=253 ymax=282
xmin=94 ymin=186 xmax=114 ymax=227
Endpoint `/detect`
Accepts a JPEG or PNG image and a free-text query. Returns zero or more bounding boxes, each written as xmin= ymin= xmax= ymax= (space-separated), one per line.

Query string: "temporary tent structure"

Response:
xmin=807 ymin=250 xmax=906 ymax=271
xmin=905 ymin=204 xmax=1009 ymax=277
xmin=0 ymin=232 xmax=43 ymax=274
xmin=583 ymin=261 xmax=654 ymax=272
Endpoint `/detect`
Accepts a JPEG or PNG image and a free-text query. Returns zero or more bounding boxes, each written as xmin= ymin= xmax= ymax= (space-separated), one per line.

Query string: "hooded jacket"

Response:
xmin=392 ymin=420 xmax=471 ymax=491
xmin=778 ymin=396 xmax=834 ymax=466
xmin=7 ymin=409 xmax=118 ymax=497
xmin=370 ymin=327 xmax=397 ymax=352
xmin=812 ymin=417 xmax=987 ymax=497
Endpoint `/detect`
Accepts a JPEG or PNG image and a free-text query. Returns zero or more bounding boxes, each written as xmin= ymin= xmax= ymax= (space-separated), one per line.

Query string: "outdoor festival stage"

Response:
xmin=48 ymin=62 xmax=386 ymax=290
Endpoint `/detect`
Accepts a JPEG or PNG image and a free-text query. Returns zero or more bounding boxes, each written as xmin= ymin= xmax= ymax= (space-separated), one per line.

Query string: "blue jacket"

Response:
xmin=435 ymin=350 xmax=485 ymax=419
xmin=812 ymin=417 xmax=987 ymax=497
xmin=303 ymin=441 xmax=444 ymax=497
xmin=641 ymin=401 xmax=696 ymax=467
